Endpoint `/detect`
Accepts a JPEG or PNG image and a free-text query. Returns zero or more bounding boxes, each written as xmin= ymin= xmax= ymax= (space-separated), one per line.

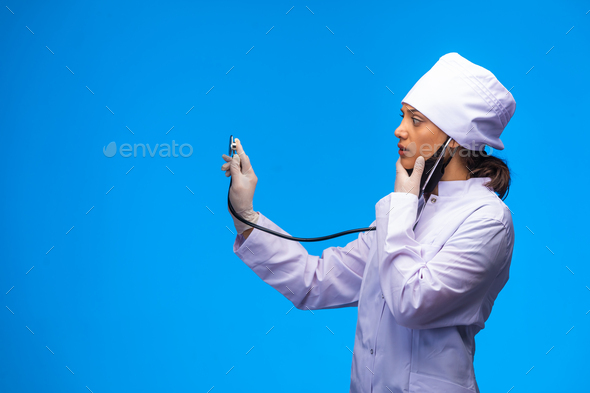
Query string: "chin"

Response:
xmin=400 ymin=156 xmax=415 ymax=170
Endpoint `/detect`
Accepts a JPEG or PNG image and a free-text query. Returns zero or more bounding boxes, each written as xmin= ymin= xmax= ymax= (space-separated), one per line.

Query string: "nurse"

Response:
xmin=220 ymin=52 xmax=516 ymax=393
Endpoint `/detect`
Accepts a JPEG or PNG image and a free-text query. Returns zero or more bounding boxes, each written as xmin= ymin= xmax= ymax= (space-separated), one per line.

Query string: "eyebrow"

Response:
xmin=400 ymin=106 xmax=423 ymax=116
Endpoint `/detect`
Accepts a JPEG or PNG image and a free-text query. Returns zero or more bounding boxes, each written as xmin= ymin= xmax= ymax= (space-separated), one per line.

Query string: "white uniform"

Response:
xmin=233 ymin=176 xmax=514 ymax=392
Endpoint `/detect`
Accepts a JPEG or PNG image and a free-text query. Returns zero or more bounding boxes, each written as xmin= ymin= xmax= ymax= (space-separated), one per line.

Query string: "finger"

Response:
xmin=225 ymin=170 xmax=231 ymax=177
xmin=235 ymin=138 xmax=245 ymax=155
xmin=410 ymin=156 xmax=425 ymax=181
xmin=235 ymin=138 xmax=252 ymax=174
xmin=221 ymin=162 xmax=230 ymax=170
xmin=229 ymin=152 xmax=242 ymax=177
xmin=222 ymin=154 xmax=232 ymax=163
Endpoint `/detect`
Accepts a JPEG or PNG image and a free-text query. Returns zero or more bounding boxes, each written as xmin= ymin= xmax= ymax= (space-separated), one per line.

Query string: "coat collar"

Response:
xmin=435 ymin=176 xmax=494 ymax=198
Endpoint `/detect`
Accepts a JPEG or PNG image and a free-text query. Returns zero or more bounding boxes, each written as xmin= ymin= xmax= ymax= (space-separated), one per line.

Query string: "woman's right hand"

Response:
xmin=221 ymin=138 xmax=259 ymax=234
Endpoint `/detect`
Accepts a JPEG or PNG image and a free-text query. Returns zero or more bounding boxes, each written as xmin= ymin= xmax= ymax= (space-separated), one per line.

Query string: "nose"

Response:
xmin=394 ymin=124 xmax=407 ymax=140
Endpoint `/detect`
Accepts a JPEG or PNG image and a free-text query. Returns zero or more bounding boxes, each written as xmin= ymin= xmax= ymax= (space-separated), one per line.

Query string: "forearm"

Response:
xmin=233 ymin=212 xmax=367 ymax=310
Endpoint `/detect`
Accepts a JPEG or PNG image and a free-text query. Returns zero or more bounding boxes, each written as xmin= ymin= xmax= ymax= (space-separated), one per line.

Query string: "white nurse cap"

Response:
xmin=401 ymin=52 xmax=516 ymax=151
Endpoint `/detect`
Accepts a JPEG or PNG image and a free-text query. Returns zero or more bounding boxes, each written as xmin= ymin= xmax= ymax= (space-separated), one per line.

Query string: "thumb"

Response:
xmin=229 ymin=153 xmax=241 ymax=177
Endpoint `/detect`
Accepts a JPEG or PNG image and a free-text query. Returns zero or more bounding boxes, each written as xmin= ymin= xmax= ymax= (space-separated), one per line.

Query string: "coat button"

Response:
xmin=381 ymin=294 xmax=384 ymax=299
xmin=430 ymin=197 xmax=437 ymax=203
xmin=370 ymin=349 xmax=374 ymax=354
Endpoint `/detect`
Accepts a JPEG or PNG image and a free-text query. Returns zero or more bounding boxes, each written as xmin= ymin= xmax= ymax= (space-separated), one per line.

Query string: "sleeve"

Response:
xmin=233 ymin=211 xmax=375 ymax=310
xmin=375 ymin=192 xmax=509 ymax=330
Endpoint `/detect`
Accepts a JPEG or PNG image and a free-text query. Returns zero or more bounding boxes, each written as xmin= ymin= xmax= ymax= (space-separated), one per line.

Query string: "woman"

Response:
xmin=220 ymin=52 xmax=516 ymax=393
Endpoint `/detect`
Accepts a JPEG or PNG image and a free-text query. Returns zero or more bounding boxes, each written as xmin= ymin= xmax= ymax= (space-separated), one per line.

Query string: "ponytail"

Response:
xmin=458 ymin=146 xmax=511 ymax=200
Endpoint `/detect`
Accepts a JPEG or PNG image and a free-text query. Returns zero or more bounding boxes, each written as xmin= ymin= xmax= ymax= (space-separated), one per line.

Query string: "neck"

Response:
xmin=428 ymin=155 xmax=469 ymax=196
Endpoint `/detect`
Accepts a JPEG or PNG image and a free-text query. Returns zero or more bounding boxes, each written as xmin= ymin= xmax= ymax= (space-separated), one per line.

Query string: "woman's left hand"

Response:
xmin=394 ymin=156 xmax=425 ymax=197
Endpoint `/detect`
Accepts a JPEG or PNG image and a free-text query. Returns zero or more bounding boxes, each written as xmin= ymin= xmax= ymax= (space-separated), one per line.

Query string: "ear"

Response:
xmin=449 ymin=139 xmax=460 ymax=149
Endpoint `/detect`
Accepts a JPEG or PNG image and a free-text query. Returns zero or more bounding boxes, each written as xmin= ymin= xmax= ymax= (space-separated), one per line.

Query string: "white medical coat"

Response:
xmin=233 ymin=176 xmax=515 ymax=392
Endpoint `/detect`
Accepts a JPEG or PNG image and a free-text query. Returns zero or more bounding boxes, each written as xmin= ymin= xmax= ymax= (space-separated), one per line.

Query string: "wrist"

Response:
xmin=243 ymin=227 xmax=254 ymax=239
xmin=234 ymin=210 xmax=259 ymax=234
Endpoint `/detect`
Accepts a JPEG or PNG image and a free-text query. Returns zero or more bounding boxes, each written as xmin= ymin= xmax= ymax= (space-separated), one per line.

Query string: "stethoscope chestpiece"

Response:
xmin=229 ymin=135 xmax=237 ymax=157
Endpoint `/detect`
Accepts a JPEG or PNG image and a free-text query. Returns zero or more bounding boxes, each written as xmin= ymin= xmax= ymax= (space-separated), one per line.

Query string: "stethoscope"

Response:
xmin=227 ymin=135 xmax=454 ymax=242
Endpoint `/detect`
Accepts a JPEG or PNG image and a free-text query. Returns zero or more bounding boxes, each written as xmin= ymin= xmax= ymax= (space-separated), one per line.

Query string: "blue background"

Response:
xmin=1 ymin=0 xmax=589 ymax=392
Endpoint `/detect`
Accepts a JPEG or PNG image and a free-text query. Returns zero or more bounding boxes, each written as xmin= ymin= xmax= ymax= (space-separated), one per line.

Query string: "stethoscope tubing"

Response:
xmin=227 ymin=177 xmax=376 ymax=242
xmin=227 ymin=136 xmax=454 ymax=242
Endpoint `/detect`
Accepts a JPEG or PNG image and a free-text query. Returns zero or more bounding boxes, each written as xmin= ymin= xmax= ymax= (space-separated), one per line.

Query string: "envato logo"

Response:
xmin=103 ymin=141 xmax=193 ymax=158
xmin=401 ymin=140 xmax=495 ymax=158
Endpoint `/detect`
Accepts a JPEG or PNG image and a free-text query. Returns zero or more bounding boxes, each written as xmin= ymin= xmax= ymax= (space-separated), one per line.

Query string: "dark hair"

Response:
xmin=457 ymin=146 xmax=511 ymax=200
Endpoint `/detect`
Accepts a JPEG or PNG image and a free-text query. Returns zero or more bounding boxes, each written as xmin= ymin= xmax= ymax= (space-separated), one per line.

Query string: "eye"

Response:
xmin=399 ymin=112 xmax=421 ymax=125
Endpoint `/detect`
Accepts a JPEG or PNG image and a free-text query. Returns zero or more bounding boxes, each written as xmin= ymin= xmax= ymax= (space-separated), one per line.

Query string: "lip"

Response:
xmin=397 ymin=142 xmax=409 ymax=156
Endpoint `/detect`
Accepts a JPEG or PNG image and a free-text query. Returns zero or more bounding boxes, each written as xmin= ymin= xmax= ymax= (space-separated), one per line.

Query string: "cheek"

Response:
xmin=405 ymin=142 xmax=418 ymax=157
xmin=416 ymin=137 xmax=438 ymax=158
